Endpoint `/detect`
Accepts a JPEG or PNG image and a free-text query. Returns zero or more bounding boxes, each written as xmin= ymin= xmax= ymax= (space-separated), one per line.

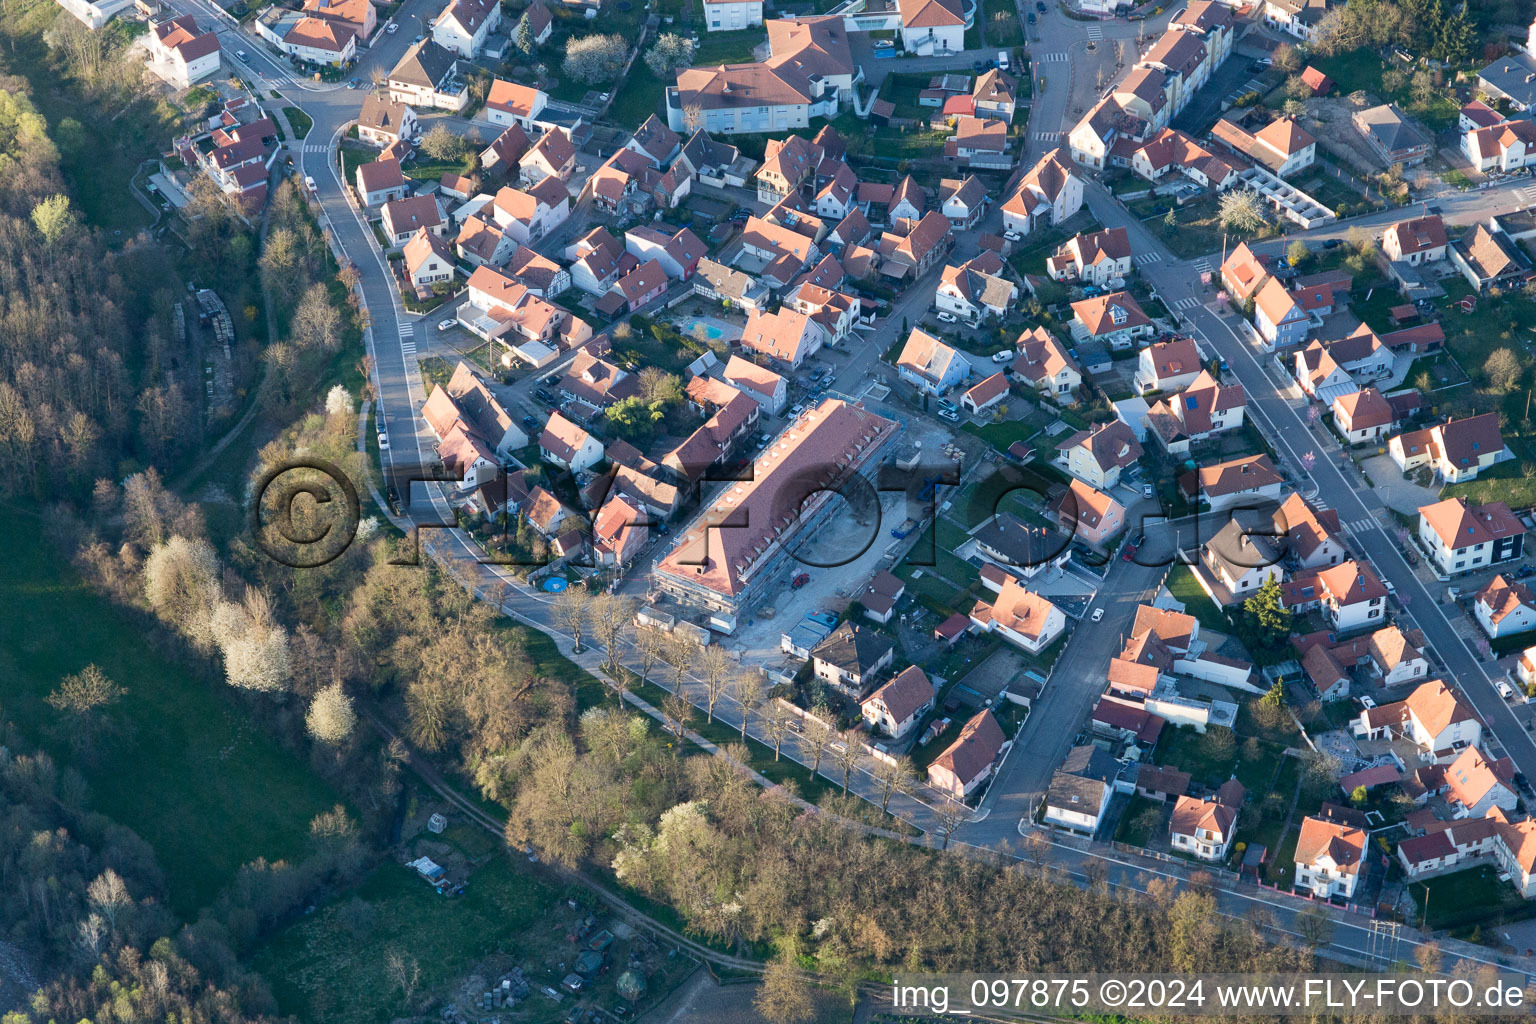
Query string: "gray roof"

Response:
xmin=1355 ymin=104 xmax=1429 ymax=155
xmin=1479 ymin=53 xmax=1536 ymax=109
xmin=974 ymin=512 xmax=1070 ymax=569
xmin=390 ymin=40 xmax=458 ymax=90
xmin=1202 ymin=509 xmax=1284 ymax=581
xmin=811 ymin=621 xmax=893 ymax=678
xmin=1045 ymin=744 xmax=1118 ymax=812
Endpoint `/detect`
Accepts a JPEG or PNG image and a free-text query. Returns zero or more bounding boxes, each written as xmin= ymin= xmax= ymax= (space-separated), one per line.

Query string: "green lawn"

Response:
xmin=691 ymin=27 xmax=765 ymax=64
xmin=1154 ymin=724 xmax=1241 ymax=789
xmin=0 ymin=509 xmax=342 ymax=916
xmin=962 ymin=416 xmax=1044 ymax=455
xmin=255 ymin=855 xmax=557 ymax=1024
xmin=1166 ymin=565 xmax=1229 ymax=632
xmin=1113 ymin=794 xmax=1164 ymax=847
xmin=1409 ymin=865 xmax=1531 ymax=930
xmin=286 ymin=106 xmax=314 ymax=139
xmin=1141 ymin=195 xmax=1273 ymax=259
xmin=610 ymin=63 xmax=667 ymax=131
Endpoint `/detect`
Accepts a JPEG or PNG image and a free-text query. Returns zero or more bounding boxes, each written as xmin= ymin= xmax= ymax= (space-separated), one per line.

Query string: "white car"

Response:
xmin=437 ymin=318 xmax=456 ymax=331
xmin=1090 ymin=608 xmax=1104 ymax=623
xmin=304 ymin=175 xmax=317 ymax=192
xmin=1003 ymin=230 xmax=1023 ymax=242
xmin=937 ymin=407 xmax=961 ymax=422
xmin=991 ymin=349 xmax=1013 ymax=363
xmin=377 ymin=431 xmax=390 ymax=450
xmin=873 ymin=38 xmax=894 ymax=48
xmin=1498 ymin=680 xmax=1515 ymax=700
xmin=936 ymin=311 xmax=958 ymax=324
xmin=1358 ymin=696 xmax=1376 ymax=710
xmin=386 ymin=21 xmax=398 ymax=31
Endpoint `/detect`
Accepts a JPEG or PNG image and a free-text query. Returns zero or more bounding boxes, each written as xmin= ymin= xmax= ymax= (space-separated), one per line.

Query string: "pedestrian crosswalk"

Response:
xmin=1518 ymin=185 xmax=1536 ymax=206
xmin=1337 ymin=516 xmax=1378 ymax=536
xmin=304 ymin=143 xmax=327 ymax=154
xmin=1172 ymin=296 xmax=1201 ymax=311
xmin=1085 ymin=24 xmax=1103 ymax=40
xmin=399 ymin=325 xmax=417 ymax=360
xmin=1038 ymin=51 xmax=1068 ymax=62
xmin=1192 ymin=256 xmax=1214 ymax=273
xmin=1133 ymin=252 xmax=1162 ymax=266
xmin=1034 ymin=131 xmax=1061 ymax=141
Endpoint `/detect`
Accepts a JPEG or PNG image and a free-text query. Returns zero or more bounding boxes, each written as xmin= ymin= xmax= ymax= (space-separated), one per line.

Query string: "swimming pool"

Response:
xmin=678 ymin=315 xmax=742 ymax=343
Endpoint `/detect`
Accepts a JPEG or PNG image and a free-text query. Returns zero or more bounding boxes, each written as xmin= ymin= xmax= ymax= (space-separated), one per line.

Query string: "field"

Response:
xmin=691 ymin=27 xmax=765 ymax=65
xmin=0 ymin=509 xmax=341 ymax=916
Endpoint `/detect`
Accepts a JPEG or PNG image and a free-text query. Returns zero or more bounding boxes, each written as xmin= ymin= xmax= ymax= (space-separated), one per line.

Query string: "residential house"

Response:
xmin=1134 ymin=337 xmax=1203 ymax=395
xmin=1352 ymin=679 xmax=1481 ymax=763
xmin=402 ymin=229 xmax=455 ymax=290
xmin=972 ymin=513 xmax=1071 ymax=579
xmin=256 ymin=8 xmax=358 ymax=65
xmin=504 ymin=245 xmax=570 ymax=298
xmin=1417 ymin=496 xmax=1525 ymax=577
xmin=879 ymin=210 xmax=953 ymax=279
xmin=357 ymin=94 xmax=419 ymax=148
xmin=592 ymin=493 xmax=648 ymax=568
xmin=490 ymin=179 xmax=569 ymax=246
xmin=861 ymin=665 xmax=935 ymax=740
xmin=524 ymin=485 xmax=577 ymax=539
xmin=1332 ymin=387 xmax=1394 ymax=445
xmin=1056 ymin=419 xmax=1143 ymax=490
xmin=1262 ymin=0 xmax=1335 ymax=42
xmin=1252 ymin=276 xmax=1314 ymax=349
xmin=859 ymin=570 xmax=907 ymax=624
xmin=146 ymin=15 xmax=220 ymax=88
xmin=1009 ymin=326 xmax=1082 ymax=401
xmin=559 ymin=352 xmax=638 ymax=415
xmin=1050 ymin=478 xmax=1126 ymax=547
xmin=1276 ymin=492 xmax=1346 ymax=569
xmin=703 ymin=0 xmax=762 ymax=31
xmin=432 ymin=0 xmax=499 ymax=57
xmin=456 ymin=216 xmax=517 ymax=268
xmin=1143 ymin=370 xmax=1245 ymax=454
xmin=485 ymin=79 xmax=547 ymax=130
xmin=517 ymin=0 xmax=551 ymax=44
xmin=929 ymin=709 xmax=1006 ymax=801
xmin=1001 ymin=148 xmax=1082 ymax=237
xmin=1444 ymin=746 xmax=1518 ymax=819
xmin=1475 ymin=575 xmax=1536 ymax=638
xmin=1048 ymin=226 xmax=1133 ymax=287
xmin=624 ymin=224 xmax=706 ymax=281
xmin=1449 ymin=219 xmax=1533 ymax=292
xmin=1282 ymin=559 xmax=1388 ymax=633
xmin=960 ymin=372 xmax=1010 ymax=416
xmin=1479 ymin=47 xmax=1536 ymax=113
xmin=946 ymin=115 xmax=1010 ymax=169
xmin=566 ymin=227 xmax=632 ymax=295
xmin=1128 ymin=128 xmax=1241 ymax=190
xmin=380 ymin=195 xmax=444 ymax=246
xmin=519 ymin=128 xmax=577 ymax=186
xmin=1463 ymin=116 xmax=1536 ymax=173
xmin=896 ymin=328 xmax=970 ymax=394
xmin=539 ymin=411 xmax=604 ymax=472
xmin=664 ymin=17 xmax=857 ymax=134
xmin=387 ymin=40 xmax=466 ymax=112
xmin=938 ymin=175 xmax=989 ymax=229
xmin=1200 ymin=511 xmax=1285 ymax=604
xmin=970 ymin=573 xmax=1066 ymax=654
xmin=935 ymin=252 xmax=1017 ymax=322
xmin=355 ymin=157 xmax=407 ymax=206
xmin=973 ymin=68 xmax=1017 ymax=121
xmin=480 ymin=123 xmax=532 ymax=176
xmin=741 ymin=307 xmax=827 ymax=370
xmin=692 ymin=258 xmax=769 ymax=312
xmin=1188 ymin=453 xmax=1282 ymax=512
xmin=1220 ymin=241 xmax=1271 ymax=303
xmin=1071 ymin=290 xmax=1153 ymax=350
xmin=1294 ymin=810 xmax=1367 ymax=899
xmin=608 ymin=259 xmax=670 ymax=314
xmin=897 ymin=0 xmax=968 ymax=55
xmin=722 ymin=355 xmax=787 ymax=414
xmin=1352 ymin=103 xmax=1432 ymax=166
xmin=1389 ymin=412 xmax=1509 ymax=482
xmin=810 ymin=621 xmax=895 ymax=698
xmin=1209 ymin=115 xmax=1316 ymax=177
xmin=1384 ymin=214 xmax=1448 ymax=265
xmin=1170 ymin=792 xmax=1240 ymax=862
xmin=1044 ymin=744 xmax=1118 ymax=834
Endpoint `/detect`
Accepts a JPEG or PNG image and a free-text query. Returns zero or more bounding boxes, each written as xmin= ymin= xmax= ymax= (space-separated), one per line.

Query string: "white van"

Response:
xmin=997 ymin=50 xmax=1010 ymax=71
xmin=1498 ymin=680 xmax=1515 ymax=700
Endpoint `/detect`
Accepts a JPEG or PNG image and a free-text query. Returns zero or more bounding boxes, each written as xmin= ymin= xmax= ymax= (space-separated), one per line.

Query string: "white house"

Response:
xmin=1444 ymin=746 xmax=1519 ymax=819
xmin=929 ymin=709 xmax=1005 ymax=800
xmin=1352 ymin=679 xmax=1481 ymax=763
xmin=1043 ymin=744 xmax=1118 ymax=834
xmin=969 ymin=574 xmax=1065 ymax=655
xmin=860 ymin=665 xmax=935 ymax=740
xmin=703 ymin=0 xmax=762 ymax=31
xmin=1282 ymin=560 xmax=1388 ymax=634
xmin=895 ymin=328 xmax=970 ymax=395
xmin=1475 ymin=575 xmax=1536 ymax=638
xmin=1383 ymin=214 xmax=1449 ymax=265
xmin=1190 ymin=454 xmax=1282 ymax=512
xmin=1134 ymin=337 xmax=1203 ymax=395
xmin=402 ymin=229 xmax=456 ymax=290
xmin=1294 ymin=811 xmax=1367 ymax=899
xmin=1170 ymin=793 xmax=1239 ymax=862
xmin=1389 ymin=412 xmax=1510 ymax=484
xmin=485 ymin=79 xmax=548 ymax=131
xmin=355 ymin=157 xmax=408 ymax=207
xmin=147 ymin=15 xmax=221 ymax=89
xmin=897 ymin=0 xmax=968 ymax=55
xmin=1417 ymin=496 xmax=1525 ymax=577
xmin=539 ymin=411 xmax=604 ymax=472
xmin=432 ymin=0 xmax=500 ymax=57
xmin=1001 ymin=148 xmax=1082 ymax=237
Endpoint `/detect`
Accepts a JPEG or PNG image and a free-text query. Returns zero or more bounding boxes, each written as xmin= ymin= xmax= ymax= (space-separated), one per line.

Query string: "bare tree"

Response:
xmin=634 ymin=625 xmax=668 ymax=686
xmin=666 ymin=631 xmax=698 ymax=692
xmin=1294 ymin=903 xmax=1334 ymax=950
xmin=552 ymin=587 xmax=592 ymax=652
xmin=698 ymin=644 xmax=733 ymax=723
xmin=588 ymin=592 xmax=636 ymax=676
xmin=763 ymin=699 xmax=794 ymax=760
xmin=663 ymin=688 xmax=692 ymax=748
xmin=385 ymin=948 xmax=421 ymax=1001
xmin=47 ymin=664 xmax=124 ymax=753
xmin=872 ymin=753 xmax=915 ymax=813
xmin=934 ymin=796 xmax=967 ymax=850
xmin=834 ymin=729 xmax=862 ymax=794
xmin=730 ymin=669 xmax=766 ymax=741
xmin=798 ymin=712 xmax=835 ymax=776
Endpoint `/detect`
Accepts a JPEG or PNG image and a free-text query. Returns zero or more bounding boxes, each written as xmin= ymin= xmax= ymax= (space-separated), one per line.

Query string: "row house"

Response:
xmin=1209 ymin=115 xmax=1316 ymax=178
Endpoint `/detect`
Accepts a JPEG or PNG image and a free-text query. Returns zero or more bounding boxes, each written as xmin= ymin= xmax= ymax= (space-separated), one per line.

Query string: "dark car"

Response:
xmin=534 ymin=388 xmax=556 ymax=404
xmin=1322 ymin=237 xmax=1343 ymax=248
xmin=791 ymin=573 xmax=810 ymax=588
xmin=1121 ymin=544 xmax=1138 ymax=562
xmin=1036 ymin=1 xmax=1046 ymax=10
xmin=522 ymin=414 xmax=538 ymax=431
xmin=1517 ymin=564 xmax=1536 ymax=579
xmin=1026 ymin=11 xmax=1036 ymax=21
xmin=972 ymin=59 xmax=989 ymax=72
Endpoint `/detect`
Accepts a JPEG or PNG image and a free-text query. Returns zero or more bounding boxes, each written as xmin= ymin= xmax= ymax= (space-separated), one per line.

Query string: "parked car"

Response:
xmin=936 ymin=311 xmax=958 ymax=323
xmin=791 ymin=573 xmax=811 ymax=589
xmin=521 ymin=414 xmax=538 ymax=431
xmin=1517 ymin=564 xmax=1536 ymax=579
xmin=1036 ymin=1 xmax=1046 ymax=10
xmin=377 ymin=430 xmax=389 ymax=450
xmin=937 ymin=407 xmax=961 ymax=422
xmin=1359 ymin=696 xmax=1376 ymax=709
xmin=1322 ymin=237 xmax=1343 ymax=249
xmin=1121 ymin=542 xmax=1137 ymax=562
xmin=873 ymin=38 xmax=894 ymax=49
xmin=304 ymin=175 xmax=317 ymax=192
xmin=1142 ymin=483 xmax=1154 ymax=498
xmin=437 ymin=318 xmax=456 ymax=331
xmin=386 ymin=21 xmax=398 ymax=31
xmin=1090 ymin=607 xmax=1105 ymax=622
xmin=1498 ymin=680 xmax=1515 ymax=699
xmin=991 ymin=349 xmax=1013 ymax=363
xmin=1003 ymin=230 xmax=1023 ymax=242
xmin=534 ymin=388 xmax=556 ymax=404
xmin=1027 ymin=11 xmax=1036 ymax=22
xmin=236 ymin=49 xmax=248 ymax=60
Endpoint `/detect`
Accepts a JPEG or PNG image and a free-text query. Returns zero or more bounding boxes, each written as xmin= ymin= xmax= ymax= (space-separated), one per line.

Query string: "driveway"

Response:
xmin=1361 ymin=454 xmax=1438 ymax=516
